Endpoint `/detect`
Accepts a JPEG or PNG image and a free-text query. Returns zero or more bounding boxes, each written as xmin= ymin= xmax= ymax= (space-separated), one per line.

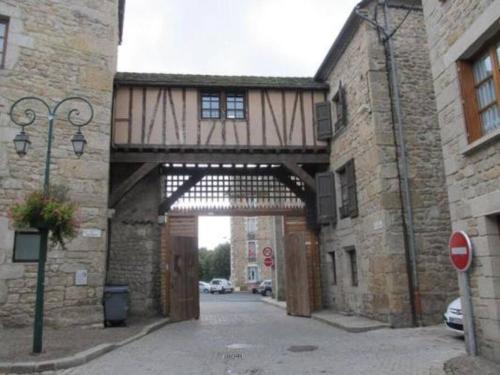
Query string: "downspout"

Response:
xmin=355 ymin=0 xmax=421 ymax=326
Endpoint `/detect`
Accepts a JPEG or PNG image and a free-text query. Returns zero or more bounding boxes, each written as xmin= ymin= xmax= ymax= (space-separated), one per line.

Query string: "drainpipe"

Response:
xmin=355 ymin=0 xmax=421 ymax=326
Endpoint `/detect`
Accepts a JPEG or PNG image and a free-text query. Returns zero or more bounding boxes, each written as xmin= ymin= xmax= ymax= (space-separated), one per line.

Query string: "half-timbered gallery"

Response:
xmin=1 ymin=0 xmax=458 ymax=331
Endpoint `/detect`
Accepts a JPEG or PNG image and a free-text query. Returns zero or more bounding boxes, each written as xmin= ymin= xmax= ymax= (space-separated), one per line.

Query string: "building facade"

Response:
xmin=421 ymin=0 xmax=500 ymax=362
xmin=0 ymin=0 xmax=122 ymax=327
xmin=314 ymin=0 xmax=457 ymax=327
xmin=230 ymin=216 xmax=277 ymax=292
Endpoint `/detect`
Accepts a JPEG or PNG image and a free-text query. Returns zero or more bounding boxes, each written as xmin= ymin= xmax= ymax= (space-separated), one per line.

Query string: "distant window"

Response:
xmin=347 ymin=248 xmax=358 ymax=287
xmin=246 ymin=217 xmax=257 ymax=234
xmin=226 ymin=92 xmax=246 ymax=119
xmin=201 ymin=92 xmax=220 ymax=119
xmin=247 ymin=266 xmax=259 ymax=282
xmin=329 ymin=251 xmax=337 ymax=285
xmin=337 ymin=159 xmax=358 ymax=219
xmin=458 ymin=36 xmax=500 ymax=142
xmin=247 ymin=240 xmax=257 ymax=261
xmin=0 ymin=16 xmax=9 ymax=68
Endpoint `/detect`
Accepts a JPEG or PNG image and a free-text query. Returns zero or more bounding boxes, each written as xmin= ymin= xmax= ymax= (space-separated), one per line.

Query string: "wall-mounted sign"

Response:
xmin=264 ymin=257 xmax=274 ymax=267
xmin=75 ymin=270 xmax=88 ymax=286
xmin=262 ymin=247 xmax=273 ymax=258
xmin=82 ymin=228 xmax=102 ymax=238
xmin=13 ymin=231 xmax=41 ymax=262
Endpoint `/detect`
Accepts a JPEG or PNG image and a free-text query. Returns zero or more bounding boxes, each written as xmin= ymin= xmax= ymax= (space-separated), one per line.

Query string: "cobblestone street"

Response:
xmin=57 ymin=294 xmax=464 ymax=375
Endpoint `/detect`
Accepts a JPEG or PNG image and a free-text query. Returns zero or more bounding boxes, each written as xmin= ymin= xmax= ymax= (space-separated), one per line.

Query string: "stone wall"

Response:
xmin=230 ymin=216 xmax=275 ymax=291
xmin=108 ymin=163 xmax=162 ymax=316
xmin=319 ymin=1 xmax=456 ymax=327
xmin=0 ymin=1 xmax=119 ymax=327
xmin=422 ymin=0 xmax=500 ymax=362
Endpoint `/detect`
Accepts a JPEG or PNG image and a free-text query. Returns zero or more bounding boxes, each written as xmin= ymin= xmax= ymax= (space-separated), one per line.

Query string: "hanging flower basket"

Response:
xmin=8 ymin=185 xmax=80 ymax=248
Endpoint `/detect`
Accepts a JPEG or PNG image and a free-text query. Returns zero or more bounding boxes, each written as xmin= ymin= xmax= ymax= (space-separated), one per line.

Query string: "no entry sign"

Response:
xmin=449 ymin=231 xmax=473 ymax=272
xmin=264 ymin=257 xmax=274 ymax=267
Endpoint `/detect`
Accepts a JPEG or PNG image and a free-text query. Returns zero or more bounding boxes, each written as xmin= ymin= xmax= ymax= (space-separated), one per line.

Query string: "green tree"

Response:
xmin=198 ymin=242 xmax=231 ymax=281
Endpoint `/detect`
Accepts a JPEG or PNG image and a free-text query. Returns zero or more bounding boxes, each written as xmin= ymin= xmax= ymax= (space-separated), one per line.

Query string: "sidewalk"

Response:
xmin=261 ymin=297 xmax=390 ymax=332
xmin=444 ymin=354 xmax=500 ymax=375
xmin=0 ymin=316 xmax=169 ymax=374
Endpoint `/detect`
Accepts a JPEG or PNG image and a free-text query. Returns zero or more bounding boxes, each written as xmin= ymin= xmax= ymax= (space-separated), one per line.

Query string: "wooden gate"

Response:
xmin=284 ymin=216 xmax=321 ymax=317
xmin=163 ymin=215 xmax=199 ymax=322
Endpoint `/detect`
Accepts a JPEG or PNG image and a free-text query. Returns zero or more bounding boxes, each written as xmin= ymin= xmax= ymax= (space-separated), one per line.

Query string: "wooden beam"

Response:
xmin=283 ymin=161 xmax=316 ymax=192
xmin=168 ymin=208 xmax=305 ymax=217
xmin=158 ymin=173 xmax=205 ymax=214
xmin=110 ymin=162 xmax=159 ymax=208
xmin=111 ymin=151 xmax=329 ymax=165
xmin=273 ymin=170 xmax=307 ymax=201
xmin=161 ymin=166 xmax=288 ymax=176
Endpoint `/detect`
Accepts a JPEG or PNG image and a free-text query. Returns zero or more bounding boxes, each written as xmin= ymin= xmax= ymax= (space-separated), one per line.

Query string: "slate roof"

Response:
xmin=115 ymin=72 xmax=329 ymax=90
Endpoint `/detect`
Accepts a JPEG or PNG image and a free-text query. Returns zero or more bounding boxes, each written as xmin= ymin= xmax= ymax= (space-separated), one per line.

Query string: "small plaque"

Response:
xmin=13 ymin=231 xmax=41 ymax=262
xmin=82 ymin=228 xmax=102 ymax=238
xmin=75 ymin=270 xmax=88 ymax=285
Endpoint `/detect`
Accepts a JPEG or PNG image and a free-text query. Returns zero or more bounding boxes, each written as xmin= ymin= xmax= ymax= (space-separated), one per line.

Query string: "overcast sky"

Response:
xmin=118 ymin=0 xmax=359 ymax=249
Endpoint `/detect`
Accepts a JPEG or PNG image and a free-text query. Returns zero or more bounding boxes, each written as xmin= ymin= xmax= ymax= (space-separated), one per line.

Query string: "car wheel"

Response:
xmin=204 ymin=288 xmax=209 ymax=293
xmin=220 ymin=288 xmax=225 ymax=294
xmin=265 ymin=289 xmax=272 ymax=297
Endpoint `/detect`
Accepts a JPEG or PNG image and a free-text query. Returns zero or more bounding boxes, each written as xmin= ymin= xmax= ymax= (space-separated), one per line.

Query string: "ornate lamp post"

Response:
xmin=9 ymin=96 xmax=93 ymax=354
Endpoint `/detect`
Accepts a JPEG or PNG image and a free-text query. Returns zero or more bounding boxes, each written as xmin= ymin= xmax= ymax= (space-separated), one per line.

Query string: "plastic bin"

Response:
xmin=103 ymin=284 xmax=129 ymax=326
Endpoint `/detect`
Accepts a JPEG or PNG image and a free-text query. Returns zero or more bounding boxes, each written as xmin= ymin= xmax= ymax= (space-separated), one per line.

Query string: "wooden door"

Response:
xmin=165 ymin=215 xmax=199 ymax=322
xmin=283 ymin=216 xmax=322 ymax=317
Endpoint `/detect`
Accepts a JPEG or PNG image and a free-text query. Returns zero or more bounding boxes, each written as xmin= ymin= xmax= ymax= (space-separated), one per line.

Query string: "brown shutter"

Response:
xmin=347 ymin=159 xmax=358 ymax=218
xmin=457 ymin=61 xmax=482 ymax=142
xmin=316 ymin=101 xmax=332 ymax=140
xmin=316 ymin=171 xmax=337 ymax=225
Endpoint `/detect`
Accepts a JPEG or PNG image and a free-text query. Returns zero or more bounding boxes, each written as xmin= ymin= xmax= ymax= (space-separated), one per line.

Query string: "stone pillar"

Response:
xmin=108 ymin=164 xmax=162 ymax=316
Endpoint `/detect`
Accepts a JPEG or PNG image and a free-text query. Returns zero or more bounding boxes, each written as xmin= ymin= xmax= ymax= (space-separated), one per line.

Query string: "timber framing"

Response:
xmin=110 ymin=162 xmax=159 ymax=208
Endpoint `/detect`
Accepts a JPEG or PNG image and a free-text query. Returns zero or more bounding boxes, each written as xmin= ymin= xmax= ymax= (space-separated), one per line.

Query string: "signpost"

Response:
xmin=449 ymin=231 xmax=476 ymax=355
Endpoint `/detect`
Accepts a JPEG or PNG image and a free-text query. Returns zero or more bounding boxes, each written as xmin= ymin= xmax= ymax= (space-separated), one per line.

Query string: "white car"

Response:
xmin=199 ymin=281 xmax=210 ymax=293
xmin=209 ymin=278 xmax=233 ymax=294
xmin=443 ymin=298 xmax=463 ymax=334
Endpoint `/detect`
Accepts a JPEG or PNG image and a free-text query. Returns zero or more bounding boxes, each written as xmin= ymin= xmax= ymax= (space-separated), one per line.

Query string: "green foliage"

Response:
xmin=198 ymin=242 xmax=231 ymax=281
xmin=9 ymin=185 xmax=79 ymax=248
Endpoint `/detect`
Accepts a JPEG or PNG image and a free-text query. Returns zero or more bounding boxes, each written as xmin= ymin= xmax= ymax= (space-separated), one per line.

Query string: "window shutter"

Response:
xmin=335 ymin=81 xmax=347 ymax=130
xmin=457 ymin=61 xmax=482 ymax=142
xmin=347 ymin=159 xmax=358 ymax=218
xmin=316 ymin=171 xmax=337 ymax=225
xmin=315 ymin=101 xmax=333 ymax=140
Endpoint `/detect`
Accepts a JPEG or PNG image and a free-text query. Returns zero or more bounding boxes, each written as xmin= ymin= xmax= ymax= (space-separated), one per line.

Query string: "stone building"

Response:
xmin=421 ymin=0 xmax=500 ymax=362
xmin=230 ymin=216 xmax=278 ymax=292
xmin=0 ymin=0 xmax=123 ymax=327
xmin=314 ymin=0 xmax=457 ymax=327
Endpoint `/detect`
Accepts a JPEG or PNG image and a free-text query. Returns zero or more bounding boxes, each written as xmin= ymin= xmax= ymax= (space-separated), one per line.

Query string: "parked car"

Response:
xmin=199 ymin=281 xmax=210 ymax=293
xmin=209 ymin=278 xmax=234 ymax=294
xmin=257 ymin=280 xmax=272 ymax=296
xmin=443 ymin=298 xmax=463 ymax=334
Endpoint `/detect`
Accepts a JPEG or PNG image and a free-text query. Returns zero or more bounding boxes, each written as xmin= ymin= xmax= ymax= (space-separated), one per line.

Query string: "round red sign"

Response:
xmin=264 ymin=257 xmax=274 ymax=267
xmin=262 ymin=247 xmax=273 ymax=258
xmin=449 ymin=231 xmax=473 ymax=272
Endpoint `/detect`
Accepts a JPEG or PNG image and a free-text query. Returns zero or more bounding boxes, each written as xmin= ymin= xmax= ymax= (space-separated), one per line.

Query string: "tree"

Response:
xmin=198 ymin=242 xmax=231 ymax=281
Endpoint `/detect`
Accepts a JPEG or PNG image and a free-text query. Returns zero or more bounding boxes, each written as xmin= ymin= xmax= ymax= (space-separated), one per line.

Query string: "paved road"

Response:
xmin=60 ymin=294 xmax=464 ymax=375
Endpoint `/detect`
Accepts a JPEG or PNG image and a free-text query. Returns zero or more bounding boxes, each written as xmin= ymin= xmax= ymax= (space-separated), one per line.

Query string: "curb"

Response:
xmin=0 ymin=318 xmax=171 ymax=374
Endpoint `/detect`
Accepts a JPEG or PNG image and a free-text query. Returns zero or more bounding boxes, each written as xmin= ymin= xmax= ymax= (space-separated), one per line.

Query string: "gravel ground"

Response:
xmin=54 ymin=293 xmax=465 ymax=375
xmin=0 ymin=315 xmax=162 ymax=362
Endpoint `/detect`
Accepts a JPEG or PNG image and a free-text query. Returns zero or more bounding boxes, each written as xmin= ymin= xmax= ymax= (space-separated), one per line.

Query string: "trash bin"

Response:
xmin=103 ymin=284 xmax=129 ymax=326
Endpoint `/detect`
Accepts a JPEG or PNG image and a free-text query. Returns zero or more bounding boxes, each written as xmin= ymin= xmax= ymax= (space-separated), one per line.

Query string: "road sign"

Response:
xmin=263 ymin=247 xmax=273 ymax=258
xmin=449 ymin=231 xmax=473 ymax=272
xmin=264 ymin=257 xmax=274 ymax=267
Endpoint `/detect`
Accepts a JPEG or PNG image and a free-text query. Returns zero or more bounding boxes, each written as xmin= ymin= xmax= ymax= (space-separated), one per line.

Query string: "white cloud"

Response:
xmin=118 ymin=0 xmax=359 ymax=76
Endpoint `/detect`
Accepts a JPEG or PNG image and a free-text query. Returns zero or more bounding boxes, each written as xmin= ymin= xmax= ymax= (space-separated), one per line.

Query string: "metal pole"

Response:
xmin=33 ymin=114 xmax=54 ymax=354
xmin=460 ymin=271 xmax=477 ymax=355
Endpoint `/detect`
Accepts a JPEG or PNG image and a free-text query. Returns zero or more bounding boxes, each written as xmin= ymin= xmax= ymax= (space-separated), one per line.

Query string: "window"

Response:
xmin=332 ymin=81 xmax=346 ymax=132
xmin=247 ymin=240 xmax=257 ymax=261
xmin=0 ymin=16 xmax=9 ymax=68
xmin=329 ymin=252 xmax=337 ymax=285
xmin=337 ymin=159 xmax=358 ymax=219
xmin=458 ymin=37 xmax=500 ymax=142
xmin=201 ymin=92 xmax=220 ymax=119
xmin=246 ymin=217 xmax=257 ymax=234
xmin=247 ymin=266 xmax=259 ymax=282
xmin=347 ymin=248 xmax=358 ymax=287
xmin=226 ymin=92 xmax=245 ymax=119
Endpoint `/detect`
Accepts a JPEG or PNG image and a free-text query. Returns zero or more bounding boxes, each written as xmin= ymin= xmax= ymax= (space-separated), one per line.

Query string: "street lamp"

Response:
xmin=9 ymin=96 xmax=93 ymax=354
